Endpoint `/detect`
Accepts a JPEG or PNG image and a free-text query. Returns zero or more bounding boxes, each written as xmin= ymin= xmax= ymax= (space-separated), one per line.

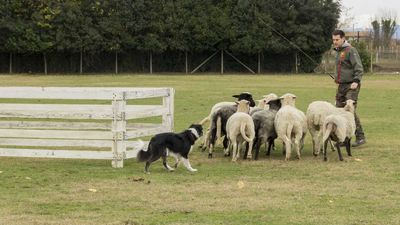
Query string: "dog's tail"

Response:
xmin=136 ymin=140 xmax=152 ymax=162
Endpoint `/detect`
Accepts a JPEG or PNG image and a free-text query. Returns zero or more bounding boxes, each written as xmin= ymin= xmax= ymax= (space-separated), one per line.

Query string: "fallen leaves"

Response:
xmin=354 ymin=158 xmax=363 ymax=162
xmin=237 ymin=181 xmax=245 ymax=189
xmin=88 ymin=188 xmax=97 ymax=193
xmin=130 ymin=177 xmax=145 ymax=182
xmin=128 ymin=176 xmax=151 ymax=184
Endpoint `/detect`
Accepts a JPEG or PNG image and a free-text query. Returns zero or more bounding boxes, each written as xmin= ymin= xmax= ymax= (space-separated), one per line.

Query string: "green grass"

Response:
xmin=0 ymin=74 xmax=399 ymax=225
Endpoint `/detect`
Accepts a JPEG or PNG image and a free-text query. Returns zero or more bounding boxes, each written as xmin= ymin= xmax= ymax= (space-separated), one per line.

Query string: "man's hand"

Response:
xmin=350 ymin=82 xmax=358 ymax=90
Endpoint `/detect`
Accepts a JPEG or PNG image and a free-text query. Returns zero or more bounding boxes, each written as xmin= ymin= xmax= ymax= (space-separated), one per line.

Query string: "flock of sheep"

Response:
xmin=198 ymin=92 xmax=356 ymax=162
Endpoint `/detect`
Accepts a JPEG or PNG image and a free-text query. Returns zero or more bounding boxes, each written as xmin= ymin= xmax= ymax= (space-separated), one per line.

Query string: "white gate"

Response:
xmin=0 ymin=87 xmax=174 ymax=168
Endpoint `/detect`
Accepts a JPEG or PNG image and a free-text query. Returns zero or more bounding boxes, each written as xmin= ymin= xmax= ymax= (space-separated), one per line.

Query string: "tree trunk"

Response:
xmin=295 ymin=52 xmax=298 ymax=74
xmin=185 ymin=51 xmax=188 ymax=74
xmin=9 ymin=53 xmax=12 ymax=74
xmin=43 ymin=53 xmax=47 ymax=75
xmin=115 ymin=51 xmax=118 ymax=74
xmin=220 ymin=50 xmax=224 ymax=74
xmin=80 ymin=50 xmax=83 ymax=74
xmin=150 ymin=52 xmax=153 ymax=74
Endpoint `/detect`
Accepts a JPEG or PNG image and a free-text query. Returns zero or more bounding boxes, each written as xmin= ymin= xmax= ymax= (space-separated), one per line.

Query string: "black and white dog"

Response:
xmin=137 ymin=124 xmax=203 ymax=174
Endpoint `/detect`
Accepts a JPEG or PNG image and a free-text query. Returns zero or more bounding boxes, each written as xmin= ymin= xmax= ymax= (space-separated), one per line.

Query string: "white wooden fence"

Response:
xmin=0 ymin=87 xmax=174 ymax=168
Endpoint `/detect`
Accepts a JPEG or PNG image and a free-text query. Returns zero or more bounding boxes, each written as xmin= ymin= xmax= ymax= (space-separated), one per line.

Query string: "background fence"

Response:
xmin=0 ymin=51 xmax=304 ymax=74
xmin=320 ymin=44 xmax=400 ymax=74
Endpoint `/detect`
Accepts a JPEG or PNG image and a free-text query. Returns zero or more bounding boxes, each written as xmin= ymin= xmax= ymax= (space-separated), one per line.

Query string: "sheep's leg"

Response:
xmin=247 ymin=141 xmax=253 ymax=160
xmin=208 ymin=144 xmax=214 ymax=158
xmin=282 ymin=142 xmax=286 ymax=156
xmin=312 ymin=138 xmax=317 ymax=156
xmin=345 ymin=137 xmax=352 ymax=157
xmin=236 ymin=141 xmax=242 ymax=160
xmin=243 ymin=142 xmax=249 ymax=159
xmin=323 ymin=139 xmax=329 ymax=161
xmin=300 ymin=133 xmax=305 ymax=152
xmin=232 ymin=141 xmax=238 ymax=162
xmin=336 ymin=142 xmax=343 ymax=161
xmin=200 ymin=129 xmax=210 ymax=151
xmin=224 ymin=141 xmax=231 ymax=157
xmin=313 ymin=130 xmax=322 ymax=156
xmin=329 ymin=140 xmax=336 ymax=152
xmin=294 ymin=137 xmax=301 ymax=160
xmin=208 ymin=128 xmax=217 ymax=158
xmin=266 ymin=139 xmax=274 ymax=156
xmin=284 ymin=138 xmax=291 ymax=161
xmin=223 ymin=136 xmax=230 ymax=156
xmin=254 ymin=138 xmax=262 ymax=160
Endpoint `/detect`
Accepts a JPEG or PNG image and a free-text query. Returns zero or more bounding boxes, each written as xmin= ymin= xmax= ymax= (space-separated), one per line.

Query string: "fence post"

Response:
xmin=163 ymin=88 xmax=174 ymax=132
xmin=370 ymin=48 xmax=373 ymax=73
xmin=112 ymin=91 xmax=127 ymax=168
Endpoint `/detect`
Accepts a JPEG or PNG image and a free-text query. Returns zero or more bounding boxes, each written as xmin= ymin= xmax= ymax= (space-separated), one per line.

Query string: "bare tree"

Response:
xmin=378 ymin=9 xmax=397 ymax=48
xmin=381 ymin=18 xmax=397 ymax=48
xmin=371 ymin=20 xmax=380 ymax=49
xmin=337 ymin=6 xmax=354 ymax=29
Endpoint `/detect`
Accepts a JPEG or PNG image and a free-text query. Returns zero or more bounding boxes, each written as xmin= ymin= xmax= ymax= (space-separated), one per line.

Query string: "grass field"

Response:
xmin=0 ymin=74 xmax=399 ymax=225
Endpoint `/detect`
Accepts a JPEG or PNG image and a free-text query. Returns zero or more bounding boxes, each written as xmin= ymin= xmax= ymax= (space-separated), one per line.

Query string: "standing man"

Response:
xmin=332 ymin=29 xmax=366 ymax=147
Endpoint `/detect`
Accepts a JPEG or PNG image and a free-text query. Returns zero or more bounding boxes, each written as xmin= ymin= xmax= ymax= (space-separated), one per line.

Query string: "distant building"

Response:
xmin=344 ymin=30 xmax=372 ymax=42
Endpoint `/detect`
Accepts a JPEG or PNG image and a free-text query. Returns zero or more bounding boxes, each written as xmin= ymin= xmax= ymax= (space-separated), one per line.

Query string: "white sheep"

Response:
xmin=199 ymin=101 xmax=235 ymax=152
xmin=249 ymin=93 xmax=278 ymax=115
xmin=226 ymin=100 xmax=255 ymax=161
xmin=262 ymin=93 xmax=279 ymax=110
xmin=306 ymin=101 xmax=337 ymax=156
xmin=274 ymin=93 xmax=307 ymax=161
xmin=322 ymin=99 xmax=356 ymax=161
xmin=199 ymin=92 xmax=256 ymax=155
xmin=199 ymin=102 xmax=236 ymax=125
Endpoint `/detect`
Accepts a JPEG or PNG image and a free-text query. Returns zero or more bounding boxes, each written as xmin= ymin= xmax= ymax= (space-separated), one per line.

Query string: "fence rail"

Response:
xmin=0 ymin=87 xmax=174 ymax=168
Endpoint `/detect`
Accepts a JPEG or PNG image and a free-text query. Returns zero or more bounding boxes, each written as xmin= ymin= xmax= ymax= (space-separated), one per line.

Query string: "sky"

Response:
xmin=339 ymin=0 xmax=399 ymax=29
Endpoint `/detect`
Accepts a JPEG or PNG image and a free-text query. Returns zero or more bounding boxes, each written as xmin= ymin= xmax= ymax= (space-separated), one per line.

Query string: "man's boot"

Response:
xmin=352 ymin=138 xmax=366 ymax=147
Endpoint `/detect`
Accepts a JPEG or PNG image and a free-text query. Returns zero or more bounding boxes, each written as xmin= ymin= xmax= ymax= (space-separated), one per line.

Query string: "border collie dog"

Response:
xmin=137 ymin=124 xmax=203 ymax=174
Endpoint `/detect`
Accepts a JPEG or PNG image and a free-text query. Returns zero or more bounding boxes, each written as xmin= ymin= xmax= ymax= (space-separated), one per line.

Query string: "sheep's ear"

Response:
xmin=232 ymin=94 xmax=239 ymax=98
xmin=235 ymin=101 xmax=239 ymax=105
